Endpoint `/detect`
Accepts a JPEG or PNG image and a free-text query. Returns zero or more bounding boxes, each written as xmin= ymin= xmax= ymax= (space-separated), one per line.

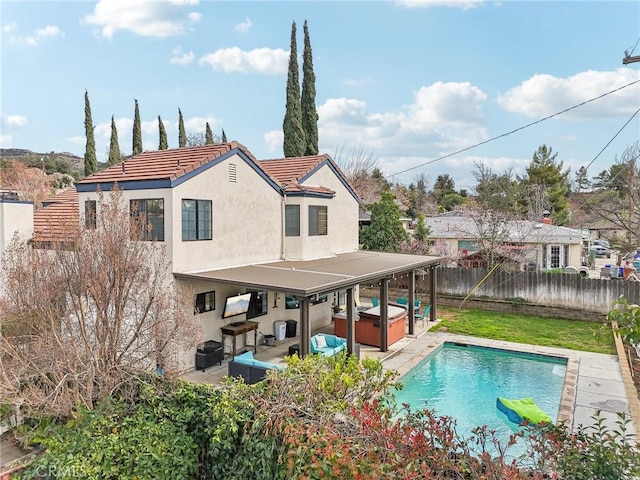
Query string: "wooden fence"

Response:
xmin=391 ymin=267 xmax=640 ymax=316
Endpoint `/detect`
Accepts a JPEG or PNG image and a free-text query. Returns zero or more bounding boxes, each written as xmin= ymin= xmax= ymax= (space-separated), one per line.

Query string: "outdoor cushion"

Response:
xmin=252 ymin=359 xmax=283 ymax=370
xmin=315 ymin=334 xmax=328 ymax=349
xmin=233 ymin=351 xmax=254 ymax=365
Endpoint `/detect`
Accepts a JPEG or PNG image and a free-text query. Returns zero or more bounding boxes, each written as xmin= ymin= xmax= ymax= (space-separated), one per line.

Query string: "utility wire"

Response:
xmin=387 ymin=79 xmax=640 ymax=179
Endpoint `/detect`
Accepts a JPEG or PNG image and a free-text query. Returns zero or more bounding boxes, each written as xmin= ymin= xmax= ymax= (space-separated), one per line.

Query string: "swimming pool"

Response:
xmin=393 ymin=342 xmax=567 ymax=453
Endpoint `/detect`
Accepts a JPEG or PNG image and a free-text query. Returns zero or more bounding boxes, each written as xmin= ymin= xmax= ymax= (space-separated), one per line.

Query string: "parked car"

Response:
xmin=591 ymin=244 xmax=611 ymax=258
xmin=592 ymin=239 xmax=611 ymax=249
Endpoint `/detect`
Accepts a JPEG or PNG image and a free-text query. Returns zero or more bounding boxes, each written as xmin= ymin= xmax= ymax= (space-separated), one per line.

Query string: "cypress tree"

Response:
xmin=158 ymin=115 xmax=168 ymax=150
xmin=282 ymin=21 xmax=305 ymax=157
xmin=301 ymin=20 xmax=318 ymax=156
xmin=84 ymin=90 xmax=97 ymax=176
xmin=205 ymin=122 xmax=213 ymax=145
xmin=108 ymin=115 xmax=121 ymax=166
xmin=178 ymin=108 xmax=187 ymax=147
xmin=221 ymin=129 xmax=228 ymax=143
xmin=132 ymin=99 xmax=142 ymax=156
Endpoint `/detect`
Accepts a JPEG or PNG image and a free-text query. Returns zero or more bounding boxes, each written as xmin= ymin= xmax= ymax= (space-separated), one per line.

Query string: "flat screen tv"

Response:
xmin=222 ymin=292 xmax=252 ymax=319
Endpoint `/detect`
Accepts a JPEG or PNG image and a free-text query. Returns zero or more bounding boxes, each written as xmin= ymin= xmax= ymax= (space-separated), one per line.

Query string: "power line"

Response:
xmin=387 ymin=79 xmax=640 ymax=179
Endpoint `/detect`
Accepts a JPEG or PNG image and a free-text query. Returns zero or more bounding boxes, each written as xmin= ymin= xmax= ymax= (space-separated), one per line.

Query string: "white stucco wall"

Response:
xmin=0 ymin=199 xmax=34 ymax=257
xmin=171 ymin=154 xmax=283 ymax=272
xmin=284 ymin=163 xmax=359 ymax=260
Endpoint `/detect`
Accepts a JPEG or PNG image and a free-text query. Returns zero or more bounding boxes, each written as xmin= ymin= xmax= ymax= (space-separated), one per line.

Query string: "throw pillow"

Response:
xmin=315 ymin=335 xmax=327 ymax=349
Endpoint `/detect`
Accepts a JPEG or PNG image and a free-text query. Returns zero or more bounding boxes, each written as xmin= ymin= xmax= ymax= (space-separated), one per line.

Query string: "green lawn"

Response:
xmin=431 ymin=307 xmax=616 ymax=355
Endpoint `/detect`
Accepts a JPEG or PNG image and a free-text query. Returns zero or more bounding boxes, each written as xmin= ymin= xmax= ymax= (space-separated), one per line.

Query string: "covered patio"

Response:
xmin=175 ymin=250 xmax=442 ymax=358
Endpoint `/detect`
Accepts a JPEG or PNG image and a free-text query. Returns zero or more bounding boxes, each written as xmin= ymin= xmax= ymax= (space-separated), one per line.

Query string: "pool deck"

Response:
xmin=183 ymin=317 xmax=638 ymax=438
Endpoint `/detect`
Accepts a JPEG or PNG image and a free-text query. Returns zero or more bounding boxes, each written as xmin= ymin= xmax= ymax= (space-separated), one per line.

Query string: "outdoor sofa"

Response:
xmin=310 ymin=333 xmax=347 ymax=356
xmin=227 ymin=350 xmax=283 ymax=384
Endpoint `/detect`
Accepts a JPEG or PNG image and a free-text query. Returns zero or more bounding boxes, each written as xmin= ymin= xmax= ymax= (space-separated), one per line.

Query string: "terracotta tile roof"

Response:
xmin=77 ymin=142 xmax=256 ymax=186
xmin=258 ymin=154 xmax=332 ymax=185
xmin=33 ymin=188 xmax=79 ymax=244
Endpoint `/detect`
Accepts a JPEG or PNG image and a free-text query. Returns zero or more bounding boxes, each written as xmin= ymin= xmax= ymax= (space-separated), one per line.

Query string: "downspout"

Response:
xmin=281 ymin=190 xmax=287 ymax=260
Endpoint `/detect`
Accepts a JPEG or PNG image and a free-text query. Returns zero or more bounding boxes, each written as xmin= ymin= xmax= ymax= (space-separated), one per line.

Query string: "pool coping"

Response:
xmin=387 ymin=335 xmax=579 ymax=429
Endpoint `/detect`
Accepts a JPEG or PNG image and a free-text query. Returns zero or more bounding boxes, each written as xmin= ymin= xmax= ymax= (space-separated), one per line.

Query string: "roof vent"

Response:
xmin=122 ymin=161 xmax=126 ymax=174
xmin=228 ymin=163 xmax=237 ymax=183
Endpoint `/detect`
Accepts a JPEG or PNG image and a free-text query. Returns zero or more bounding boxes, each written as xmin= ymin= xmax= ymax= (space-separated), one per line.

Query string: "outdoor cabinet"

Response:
xmin=195 ymin=340 xmax=223 ymax=371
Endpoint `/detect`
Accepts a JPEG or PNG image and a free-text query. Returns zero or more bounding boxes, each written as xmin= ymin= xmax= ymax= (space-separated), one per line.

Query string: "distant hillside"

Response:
xmin=0 ymin=148 xmax=86 ymax=179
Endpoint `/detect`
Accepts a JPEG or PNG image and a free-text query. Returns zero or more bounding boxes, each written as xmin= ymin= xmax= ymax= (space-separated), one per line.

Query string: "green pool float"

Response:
xmin=496 ymin=397 xmax=551 ymax=425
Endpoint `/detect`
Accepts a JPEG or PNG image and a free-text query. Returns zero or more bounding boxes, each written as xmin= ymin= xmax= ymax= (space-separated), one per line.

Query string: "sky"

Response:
xmin=1 ymin=0 xmax=639 ymax=190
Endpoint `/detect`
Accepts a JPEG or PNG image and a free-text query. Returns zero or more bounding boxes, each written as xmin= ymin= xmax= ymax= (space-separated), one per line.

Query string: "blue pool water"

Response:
xmin=393 ymin=342 xmax=567 ymax=454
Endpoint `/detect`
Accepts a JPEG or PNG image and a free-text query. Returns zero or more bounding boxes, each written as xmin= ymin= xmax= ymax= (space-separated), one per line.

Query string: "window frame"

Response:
xmin=85 ymin=200 xmax=96 ymax=230
xmin=247 ymin=291 xmax=268 ymax=319
xmin=194 ymin=290 xmax=215 ymax=314
xmin=182 ymin=199 xmax=212 ymax=241
xmin=308 ymin=205 xmax=328 ymax=236
xmin=130 ymin=198 xmax=165 ymax=241
xmin=285 ymin=204 xmax=300 ymax=237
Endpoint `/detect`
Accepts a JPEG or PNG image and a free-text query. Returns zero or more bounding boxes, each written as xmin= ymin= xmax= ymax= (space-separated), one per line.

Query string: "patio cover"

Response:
xmin=175 ymin=250 xmax=442 ymax=355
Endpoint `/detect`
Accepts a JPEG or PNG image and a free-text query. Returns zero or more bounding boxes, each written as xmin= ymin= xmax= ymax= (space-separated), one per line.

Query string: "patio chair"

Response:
xmin=371 ymin=297 xmax=379 ymax=307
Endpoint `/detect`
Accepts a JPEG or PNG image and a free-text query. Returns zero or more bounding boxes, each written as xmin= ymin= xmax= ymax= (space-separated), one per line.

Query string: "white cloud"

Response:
xmin=234 ymin=17 xmax=252 ymax=34
xmin=1 ymin=113 xmax=28 ymax=128
xmin=83 ymin=0 xmax=201 ymax=38
xmin=169 ymin=46 xmax=194 ymax=65
xmin=0 ymin=134 xmax=12 ymax=147
xmin=199 ymin=47 xmax=288 ymax=74
xmin=183 ymin=115 xmax=220 ymax=133
xmin=10 ymin=25 xmax=63 ymax=46
xmin=396 ymin=0 xmax=483 ymax=10
xmin=2 ymin=22 xmax=17 ymax=33
xmin=497 ymin=68 xmax=640 ymax=119
xmin=263 ymin=130 xmax=283 ymax=153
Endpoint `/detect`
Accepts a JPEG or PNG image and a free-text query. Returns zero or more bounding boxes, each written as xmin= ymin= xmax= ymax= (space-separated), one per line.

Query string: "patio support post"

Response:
xmin=408 ymin=270 xmax=415 ymax=335
xmin=380 ymin=278 xmax=389 ymax=352
xmin=300 ymin=297 xmax=310 ymax=356
xmin=346 ymin=287 xmax=356 ymax=355
xmin=430 ymin=265 xmax=437 ymax=322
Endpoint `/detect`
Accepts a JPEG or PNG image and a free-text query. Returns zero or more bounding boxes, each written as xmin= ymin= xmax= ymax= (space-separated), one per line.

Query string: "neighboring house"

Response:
xmin=426 ymin=214 xmax=586 ymax=271
xmin=28 ymin=142 xmax=441 ymax=368
xmin=0 ymin=191 xmax=34 ymax=278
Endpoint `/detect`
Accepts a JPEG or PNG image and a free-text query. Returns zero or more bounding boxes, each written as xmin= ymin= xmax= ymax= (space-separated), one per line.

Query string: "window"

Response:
xmin=285 ymin=205 xmax=300 ymax=237
xmin=309 ymin=205 xmax=327 ymax=236
xmin=85 ymin=200 xmax=96 ymax=229
xmin=563 ymin=244 xmax=569 ymax=267
xmin=311 ymin=293 xmax=328 ymax=305
xmin=130 ymin=199 xmax=164 ymax=241
xmin=182 ymin=199 xmax=212 ymax=241
xmin=247 ymin=291 xmax=268 ymax=319
xmin=335 ymin=290 xmax=346 ymax=310
xmin=195 ymin=290 xmax=215 ymax=314
xmin=285 ymin=295 xmax=300 ymax=309
xmin=458 ymin=240 xmax=478 ymax=252
xmin=550 ymin=245 xmax=561 ymax=269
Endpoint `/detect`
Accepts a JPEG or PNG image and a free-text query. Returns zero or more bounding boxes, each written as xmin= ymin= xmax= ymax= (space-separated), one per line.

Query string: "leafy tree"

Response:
xmin=108 ymin=115 xmax=121 ymax=166
xmin=333 ymin=144 xmax=382 ymax=205
xmin=574 ymin=166 xmax=590 ymax=192
xmin=432 ymin=174 xmax=455 ymax=204
xmin=472 ymin=162 xmax=519 ymax=214
xmin=360 ymin=190 xmax=409 ymax=252
xmin=0 ymin=188 xmax=200 ymax=417
xmin=518 ymin=144 xmax=571 ymax=224
xmin=440 ymin=192 xmax=466 ymax=212
xmin=282 ymin=21 xmax=305 ymax=157
xmin=132 ymin=99 xmax=143 ymax=156
xmin=83 ymin=90 xmax=97 ymax=176
xmin=221 ymin=129 xmax=228 ymax=143
xmin=158 ymin=115 xmax=168 ymax=150
xmin=178 ymin=108 xmax=187 ymax=148
xmin=301 ymin=20 xmax=318 ymax=156
xmin=205 ymin=122 xmax=213 ymax=144
xmin=413 ymin=212 xmax=430 ymax=242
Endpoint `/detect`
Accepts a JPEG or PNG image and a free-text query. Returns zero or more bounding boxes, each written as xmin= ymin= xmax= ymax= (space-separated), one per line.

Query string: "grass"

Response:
xmin=431 ymin=307 xmax=616 ymax=355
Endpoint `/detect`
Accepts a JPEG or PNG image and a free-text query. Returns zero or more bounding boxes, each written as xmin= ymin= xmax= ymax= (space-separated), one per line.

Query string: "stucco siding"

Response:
xmin=0 ymin=200 xmax=34 ymax=256
xmin=171 ymin=154 xmax=283 ymax=272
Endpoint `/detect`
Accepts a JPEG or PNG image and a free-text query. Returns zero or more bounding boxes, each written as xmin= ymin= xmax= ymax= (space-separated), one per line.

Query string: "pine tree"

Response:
xmin=132 ymin=99 xmax=142 ymax=156
xmin=221 ymin=129 xmax=228 ymax=143
xmin=282 ymin=21 xmax=305 ymax=157
xmin=178 ymin=108 xmax=187 ymax=147
xmin=84 ymin=90 xmax=97 ymax=176
xmin=205 ymin=122 xmax=213 ymax=145
xmin=158 ymin=116 xmax=168 ymax=150
xmin=301 ymin=20 xmax=318 ymax=156
xmin=108 ymin=115 xmax=121 ymax=166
